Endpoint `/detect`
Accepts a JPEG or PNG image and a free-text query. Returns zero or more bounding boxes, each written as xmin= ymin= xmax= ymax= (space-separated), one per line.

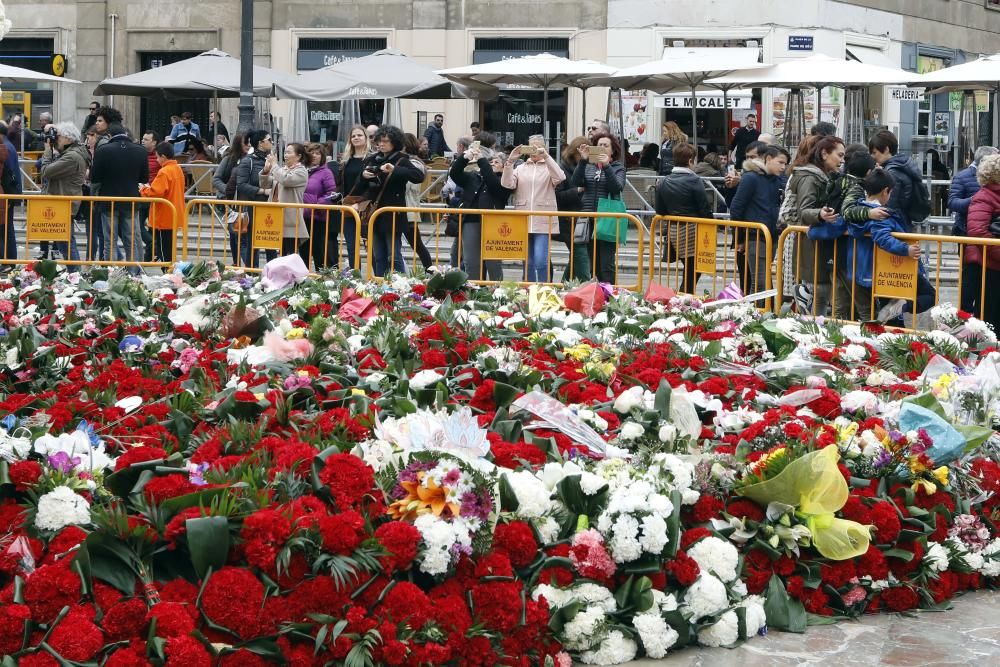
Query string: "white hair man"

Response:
xmin=37 ymin=122 xmax=87 ymax=266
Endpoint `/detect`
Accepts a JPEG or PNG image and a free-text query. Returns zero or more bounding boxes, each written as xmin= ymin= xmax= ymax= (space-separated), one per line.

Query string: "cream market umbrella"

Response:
xmin=0 ymin=62 xmax=81 ymax=85
xmin=916 ymin=53 xmax=1000 ymax=146
xmin=583 ymin=48 xmax=766 ymax=151
xmin=436 ymin=53 xmax=617 ymax=142
xmin=93 ymin=49 xmax=295 ymax=99
xmin=275 ymin=49 xmax=496 ymax=101
xmin=708 ymin=54 xmax=919 ymax=148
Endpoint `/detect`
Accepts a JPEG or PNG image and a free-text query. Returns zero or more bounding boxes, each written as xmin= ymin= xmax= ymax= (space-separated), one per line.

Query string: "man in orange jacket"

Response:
xmin=139 ymin=142 xmax=187 ymax=263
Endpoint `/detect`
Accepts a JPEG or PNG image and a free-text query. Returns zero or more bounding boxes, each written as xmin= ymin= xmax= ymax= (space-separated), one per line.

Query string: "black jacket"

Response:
xmin=448 ymin=156 xmax=512 ymax=224
xmin=235 ymin=151 xmax=269 ymax=202
xmin=90 ymin=134 xmax=149 ymax=198
xmin=361 ymin=152 xmax=424 ymax=207
xmin=654 ymin=167 xmax=712 ymax=219
xmin=572 ymin=159 xmax=626 ymax=212
xmin=883 ymin=153 xmax=925 ymax=226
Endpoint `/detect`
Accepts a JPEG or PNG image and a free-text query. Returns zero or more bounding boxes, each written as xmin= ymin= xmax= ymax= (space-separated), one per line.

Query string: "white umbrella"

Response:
xmin=93 ymin=49 xmax=294 ymax=99
xmin=708 ymin=54 xmax=918 ymax=148
xmin=583 ymin=48 xmax=766 ymax=150
xmin=0 ymin=62 xmax=81 ymax=85
xmin=275 ymin=49 xmax=496 ymax=101
xmin=436 ymin=53 xmax=617 ymax=141
xmin=916 ymin=54 xmax=1000 ymax=146
xmin=706 ymin=54 xmax=918 ymax=89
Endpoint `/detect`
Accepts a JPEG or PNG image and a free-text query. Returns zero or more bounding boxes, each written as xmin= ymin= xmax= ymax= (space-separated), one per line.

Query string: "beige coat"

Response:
xmin=501 ymin=155 xmax=566 ymax=234
xmin=260 ymin=163 xmax=309 ymax=242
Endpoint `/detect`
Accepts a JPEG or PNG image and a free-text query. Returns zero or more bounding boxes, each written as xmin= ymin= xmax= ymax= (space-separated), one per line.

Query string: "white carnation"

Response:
xmin=579 ymin=630 xmax=638 ymax=665
xmin=924 ymin=541 xmax=950 ymax=573
xmin=638 ymin=514 xmax=669 ymax=554
xmin=562 ymin=605 xmax=606 ymax=651
xmin=580 ymin=471 xmax=608 ymax=496
xmin=632 ymin=612 xmax=678 ymax=659
xmin=502 ymin=470 xmax=552 ymax=518
xmin=697 ymin=610 xmax=739 ymax=647
xmin=35 ymin=486 xmax=90 ymax=532
xmin=613 ymin=386 xmax=644 ymax=414
xmin=683 ymin=574 xmax=729 ymax=621
xmin=409 ymin=369 xmax=446 ymax=390
xmin=740 ymin=595 xmax=768 ymax=636
xmin=687 ymin=536 xmax=740 ymax=582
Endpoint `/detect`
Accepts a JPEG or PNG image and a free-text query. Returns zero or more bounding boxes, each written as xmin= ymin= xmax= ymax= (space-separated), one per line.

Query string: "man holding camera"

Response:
xmin=38 ymin=122 xmax=87 ymax=266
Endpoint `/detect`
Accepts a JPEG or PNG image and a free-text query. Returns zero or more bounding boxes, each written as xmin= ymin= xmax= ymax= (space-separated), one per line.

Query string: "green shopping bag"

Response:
xmin=595 ymin=196 xmax=628 ymax=244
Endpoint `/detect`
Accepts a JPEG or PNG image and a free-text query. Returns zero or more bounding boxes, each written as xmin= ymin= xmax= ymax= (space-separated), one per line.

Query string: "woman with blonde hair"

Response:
xmin=338 ymin=125 xmax=371 ymax=269
xmin=659 ymin=121 xmax=688 ymax=176
xmin=502 ymin=134 xmax=566 ymax=281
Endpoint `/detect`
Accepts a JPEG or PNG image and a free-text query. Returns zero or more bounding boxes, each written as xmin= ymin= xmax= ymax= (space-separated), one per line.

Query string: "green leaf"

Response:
xmin=762 ymin=574 xmax=807 ymax=633
xmin=958 ymin=424 xmax=995 ymax=452
xmin=653 ymin=379 xmax=672 ymax=421
xmin=498 ymin=475 xmax=519 ymax=513
xmin=161 ymin=487 xmax=228 ymax=513
xmin=186 ymin=516 xmax=230 ymax=579
xmin=492 ymin=381 xmax=519 ymax=408
xmin=882 ymin=548 xmax=915 ymax=562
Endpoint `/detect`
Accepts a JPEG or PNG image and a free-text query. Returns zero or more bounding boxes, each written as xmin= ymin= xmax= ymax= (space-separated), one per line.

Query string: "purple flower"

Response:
xmin=460 ymin=491 xmax=493 ymax=521
xmin=48 ymin=451 xmax=80 ymax=474
xmin=442 ymin=468 xmax=462 ymax=487
xmin=872 ymin=448 xmax=893 ymax=469
xmin=283 ymin=374 xmax=313 ymax=391
xmin=186 ymin=462 xmax=209 ymax=486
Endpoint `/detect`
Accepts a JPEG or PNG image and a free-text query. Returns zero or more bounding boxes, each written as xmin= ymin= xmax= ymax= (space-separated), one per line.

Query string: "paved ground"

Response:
xmin=614 ymin=590 xmax=1000 ymax=666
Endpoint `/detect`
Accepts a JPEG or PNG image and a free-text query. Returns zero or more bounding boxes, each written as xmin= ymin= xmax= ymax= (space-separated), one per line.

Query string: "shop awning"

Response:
xmin=847 ymin=46 xmax=898 ymax=71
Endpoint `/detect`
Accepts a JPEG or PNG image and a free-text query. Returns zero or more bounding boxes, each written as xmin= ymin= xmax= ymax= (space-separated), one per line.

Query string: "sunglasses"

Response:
xmin=89 ymin=107 xmax=98 ymax=111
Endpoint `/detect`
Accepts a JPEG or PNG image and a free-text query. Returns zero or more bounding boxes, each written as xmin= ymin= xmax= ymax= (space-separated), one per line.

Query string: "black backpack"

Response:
xmin=905 ymin=173 xmax=932 ymax=223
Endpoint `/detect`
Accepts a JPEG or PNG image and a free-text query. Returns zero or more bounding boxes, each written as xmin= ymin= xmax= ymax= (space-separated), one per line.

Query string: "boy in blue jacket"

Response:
xmin=847 ymin=168 xmax=935 ymax=324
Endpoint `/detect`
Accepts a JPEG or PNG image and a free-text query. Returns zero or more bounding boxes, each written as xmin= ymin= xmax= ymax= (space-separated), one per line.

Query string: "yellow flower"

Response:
xmin=911 ymin=478 xmax=937 ymax=495
xmin=837 ymin=421 xmax=859 ymax=445
xmin=584 ymin=360 xmax=615 ymax=382
xmin=351 ymin=388 xmax=366 ymax=397
xmin=932 ymin=466 xmax=949 ymax=486
xmin=286 ymin=327 xmax=306 ymax=340
xmin=565 ymin=344 xmax=593 ymax=361
xmin=907 ymin=456 xmax=928 ymax=476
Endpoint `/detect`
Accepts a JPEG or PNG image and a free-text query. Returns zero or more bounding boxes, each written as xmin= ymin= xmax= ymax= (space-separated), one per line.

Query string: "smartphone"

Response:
xmin=519 ymin=146 xmax=535 ymax=157
xmin=469 ymin=140 xmax=481 ymax=152
xmin=727 ymin=164 xmax=736 ymax=176
xmin=587 ymin=145 xmax=608 ymax=161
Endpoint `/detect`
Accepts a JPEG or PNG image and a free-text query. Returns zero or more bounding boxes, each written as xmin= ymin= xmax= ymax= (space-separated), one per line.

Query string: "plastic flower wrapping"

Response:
xmin=0 ymin=259 xmax=1000 ymax=664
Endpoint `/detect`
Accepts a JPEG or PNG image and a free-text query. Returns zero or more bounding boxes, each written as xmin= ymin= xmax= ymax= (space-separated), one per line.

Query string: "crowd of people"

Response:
xmin=2 ymin=104 xmax=999 ymax=329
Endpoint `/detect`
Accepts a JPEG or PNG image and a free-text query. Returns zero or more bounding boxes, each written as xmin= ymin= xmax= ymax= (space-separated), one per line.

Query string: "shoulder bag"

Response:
xmin=595 ymin=193 xmax=628 ymax=244
xmin=442 ymin=177 xmax=488 ymax=238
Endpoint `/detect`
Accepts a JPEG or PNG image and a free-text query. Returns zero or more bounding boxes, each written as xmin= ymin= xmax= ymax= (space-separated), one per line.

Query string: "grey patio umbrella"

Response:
xmin=0 ymin=62 xmax=81 ymax=85
xmin=274 ymin=49 xmax=497 ymax=101
xmin=93 ymin=49 xmax=295 ymax=99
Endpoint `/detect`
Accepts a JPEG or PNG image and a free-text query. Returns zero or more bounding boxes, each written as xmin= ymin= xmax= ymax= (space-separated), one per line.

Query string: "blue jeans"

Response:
xmin=371 ymin=216 xmax=406 ymax=277
xmin=527 ymin=233 xmax=550 ymax=282
xmin=101 ymin=205 xmax=144 ymax=273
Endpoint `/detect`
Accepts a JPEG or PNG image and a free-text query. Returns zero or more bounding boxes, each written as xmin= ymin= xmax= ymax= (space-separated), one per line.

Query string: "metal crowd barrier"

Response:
xmin=647 ymin=214 xmax=773 ymax=305
xmin=364 ymin=206 xmax=647 ymax=290
xmin=0 ymin=194 xmax=179 ymax=268
xmin=774 ymin=224 xmax=1000 ymax=326
xmin=184 ymin=199 xmax=364 ymax=273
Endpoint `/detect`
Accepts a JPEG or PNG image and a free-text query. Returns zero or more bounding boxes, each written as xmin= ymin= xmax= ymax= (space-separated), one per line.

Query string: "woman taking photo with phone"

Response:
xmin=502 ymin=134 xmax=565 ymax=282
xmin=572 ymin=132 xmax=626 ymax=284
xmin=260 ymin=142 xmax=310 ymax=264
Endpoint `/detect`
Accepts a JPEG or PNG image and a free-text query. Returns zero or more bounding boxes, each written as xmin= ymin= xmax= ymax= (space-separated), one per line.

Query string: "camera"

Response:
xmin=44 ymin=126 xmax=58 ymax=145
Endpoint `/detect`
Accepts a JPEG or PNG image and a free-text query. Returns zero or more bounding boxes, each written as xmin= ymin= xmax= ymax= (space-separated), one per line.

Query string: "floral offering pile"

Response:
xmin=1 ymin=260 xmax=1000 ymax=666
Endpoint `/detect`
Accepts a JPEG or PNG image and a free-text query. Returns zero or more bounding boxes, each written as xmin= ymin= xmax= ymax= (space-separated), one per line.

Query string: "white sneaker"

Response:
xmin=877 ymin=299 xmax=907 ymax=323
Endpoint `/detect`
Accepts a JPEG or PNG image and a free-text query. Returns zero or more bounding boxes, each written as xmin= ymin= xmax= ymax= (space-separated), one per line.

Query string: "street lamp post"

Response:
xmin=236 ymin=0 xmax=255 ymax=133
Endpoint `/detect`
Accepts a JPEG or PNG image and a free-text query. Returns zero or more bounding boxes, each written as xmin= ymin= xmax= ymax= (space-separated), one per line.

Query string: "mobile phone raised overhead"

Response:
xmin=518 ymin=146 xmax=535 ymax=156
xmin=586 ymin=145 xmax=609 ymax=160
xmin=469 ymin=140 xmax=481 ymax=151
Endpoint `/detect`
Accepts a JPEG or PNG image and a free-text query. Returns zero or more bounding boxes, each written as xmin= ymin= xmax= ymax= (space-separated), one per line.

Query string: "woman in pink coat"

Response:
xmin=501 ymin=134 xmax=566 ymax=281
xmin=965 ymin=153 xmax=1000 ymax=329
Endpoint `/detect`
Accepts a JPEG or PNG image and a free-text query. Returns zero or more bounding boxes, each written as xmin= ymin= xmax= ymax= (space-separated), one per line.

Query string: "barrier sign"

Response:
xmin=252 ymin=205 xmax=284 ymax=250
xmin=872 ymin=247 xmax=918 ymax=300
xmin=481 ymin=214 xmax=529 ymax=260
xmin=26 ymin=200 xmax=73 ymax=241
xmin=695 ymin=223 xmax=717 ymax=274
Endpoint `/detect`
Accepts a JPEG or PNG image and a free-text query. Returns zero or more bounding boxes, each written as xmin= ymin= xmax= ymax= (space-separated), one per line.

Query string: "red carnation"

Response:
xmin=114 ymin=446 xmax=168 ymax=471
xmin=680 ymin=527 xmax=712 ymax=551
xmin=105 ymin=642 xmax=153 ymax=667
xmin=317 ymin=510 xmax=365 ymax=555
xmin=23 ymin=562 xmax=81 ymax=623
xmin=101 ymin=598 xmax=148 ymax=642
xmin=374 ymin=521 xmax=420 ymax=571
xmin=840 ymin=495 xmax=873 ymax=525
xmin=147 ymin=601 xmax=197 ymax=637
xmin=378 ymin=581 xmax=432 ymax=629
xmin=881 ymin=585 xmax=919 ymax=612
xmin=690 ymin=494 xmax=724 ymax=522
xmin=870 ymin=501 xmax=901 ymax=543
xmin=490 ymin=440 xmax=547 ymax=469
xmin=143 ymin=473 xmax=197 ymax=504
xmin=8 ymin=460 xmax=42 ymax=490
xmin=856 ymin=545 xmax=890 ymax=580
xmin=820 ymin=560 xmax=857 ymax=589
xmin=666 ymin=550 xmax=700 ymax=586
xmin=16 ymin=655 xmax=59 ymax=667
xmin=48 ymin=607 xmax=104 ymax=662
xmin=471 ymin=580 xmax=524 ymax=633
xmin=45 ymin=525 xmax=88 ymax=562
xmin=164 ymin=635 xmax=212 ymax=667
xmin=0 ymin=603 xmax=30 ymax=655
xmin=493 ymin=521 xmax=539 ymax=569
xmin=317 ymin=453 xmax=374 ymax=510
xmin=199 ymin=567 xmax=264 ymax=635
xmin=240 ymin=508 xmax=293 ymax=572
xmin=725 ymin=499 xmax=765 ymax=522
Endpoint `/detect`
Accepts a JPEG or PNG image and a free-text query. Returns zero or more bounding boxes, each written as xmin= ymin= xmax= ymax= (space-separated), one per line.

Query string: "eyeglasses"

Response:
xmin=89 ymin=107 xmax=98 ymax=111
xmin=587 ymin=126 xmax=596 ymax=131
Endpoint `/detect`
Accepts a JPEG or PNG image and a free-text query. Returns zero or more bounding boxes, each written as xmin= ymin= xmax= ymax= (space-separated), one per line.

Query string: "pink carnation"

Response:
xmin=569 ymin=529 xmax=617 ymax=581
